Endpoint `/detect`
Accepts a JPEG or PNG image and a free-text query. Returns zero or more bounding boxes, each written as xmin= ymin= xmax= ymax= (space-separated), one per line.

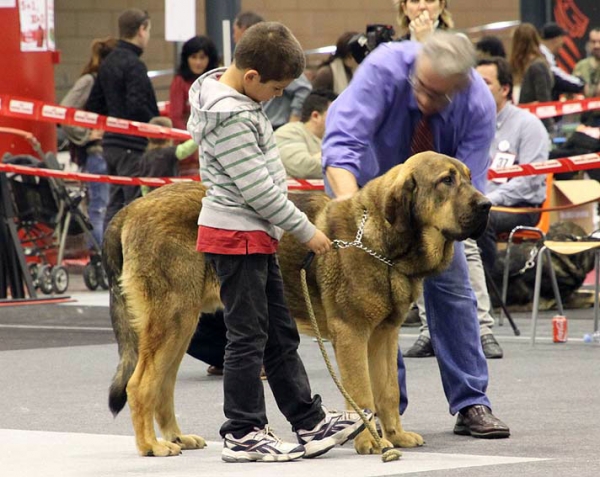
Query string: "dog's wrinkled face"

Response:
xmin=386 ymin=152 xmax=491 ymax=241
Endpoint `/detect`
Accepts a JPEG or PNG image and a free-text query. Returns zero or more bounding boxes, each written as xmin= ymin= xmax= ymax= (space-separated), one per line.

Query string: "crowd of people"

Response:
xmin=58 ymin=1 xmax=600 ymax=465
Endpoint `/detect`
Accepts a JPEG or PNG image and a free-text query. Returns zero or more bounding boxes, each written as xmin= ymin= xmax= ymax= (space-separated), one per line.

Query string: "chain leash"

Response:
xmin=332 ymin=209 xmax=394 ymax=267
xmin=515 ymin=243 xmax=540 ymax=275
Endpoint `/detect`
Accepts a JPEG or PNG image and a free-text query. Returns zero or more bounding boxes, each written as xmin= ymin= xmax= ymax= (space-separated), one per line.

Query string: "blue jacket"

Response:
xmin=322 ymin=41 xmax=495 ymax=193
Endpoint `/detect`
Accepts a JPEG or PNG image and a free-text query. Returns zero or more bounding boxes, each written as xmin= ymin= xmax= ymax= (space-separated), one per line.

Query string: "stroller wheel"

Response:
xmin=97 ymin=263 xmax=109 ymax=290
xmin=28 ymin=263 xmax=40 ymax=288
xmin=51 ymin=266 xmax=69 ymax=294
xmin=39 ymin=265 xmax=54 ymax=294
xmin=83 ymin=263 xmax=99 ymax=291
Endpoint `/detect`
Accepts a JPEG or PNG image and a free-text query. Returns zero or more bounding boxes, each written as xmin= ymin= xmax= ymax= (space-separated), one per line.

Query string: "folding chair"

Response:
xmin=530 ymin=240 xmax=600 ymax=346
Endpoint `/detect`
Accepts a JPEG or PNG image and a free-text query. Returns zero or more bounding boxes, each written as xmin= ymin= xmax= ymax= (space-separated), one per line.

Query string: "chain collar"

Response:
xmin=332 ymin=209 xmax=394 ymax=267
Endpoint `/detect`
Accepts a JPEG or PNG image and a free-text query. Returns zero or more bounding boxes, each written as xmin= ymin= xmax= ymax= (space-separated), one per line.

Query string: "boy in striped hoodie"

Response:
xmin=187 ymin=22 xmax=370 ymax=463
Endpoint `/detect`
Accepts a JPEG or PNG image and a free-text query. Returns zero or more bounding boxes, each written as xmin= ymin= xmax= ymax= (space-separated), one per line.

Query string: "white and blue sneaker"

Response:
xmin=297 ymin=406 xmax=372 ymax=458
xmin=222 ymin=426 xmax=305 ymax=463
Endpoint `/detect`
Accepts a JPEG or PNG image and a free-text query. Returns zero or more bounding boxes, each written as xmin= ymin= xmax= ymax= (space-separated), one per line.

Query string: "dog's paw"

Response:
xmin=353 ymin=429 xmax=393 ymax=455
xmin=388 ymin=430 xmax=424 ymax=448
xmin=140 ymin=440 xmax=182 ymax=457
xmin=173 ymin=434 xmax=207 ymax=450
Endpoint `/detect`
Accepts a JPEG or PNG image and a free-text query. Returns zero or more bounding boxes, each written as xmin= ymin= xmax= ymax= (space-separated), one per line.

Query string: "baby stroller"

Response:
xmin=1 ymin=128 xmax=107 ymax=294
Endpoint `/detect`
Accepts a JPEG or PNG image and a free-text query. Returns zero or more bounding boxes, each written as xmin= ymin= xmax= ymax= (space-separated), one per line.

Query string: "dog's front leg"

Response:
xmin=368 ymin=324 xmax=424 ymax=448
xmin=329 ymin=318 xmax=387 ymax=455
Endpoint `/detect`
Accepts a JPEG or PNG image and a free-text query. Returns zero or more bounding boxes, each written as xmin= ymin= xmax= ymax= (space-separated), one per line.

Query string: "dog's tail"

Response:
xmin=103 ymin=212 xmax=138 ymax=417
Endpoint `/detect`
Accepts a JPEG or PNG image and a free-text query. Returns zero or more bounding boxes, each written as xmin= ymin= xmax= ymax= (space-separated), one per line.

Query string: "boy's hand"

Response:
xmin=305 ymin=229 xmax=332 ymax=256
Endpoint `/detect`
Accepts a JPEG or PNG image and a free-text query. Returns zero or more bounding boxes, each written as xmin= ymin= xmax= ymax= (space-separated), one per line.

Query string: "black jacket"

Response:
xmin=86 ymin=40 xmax=159 ymax=152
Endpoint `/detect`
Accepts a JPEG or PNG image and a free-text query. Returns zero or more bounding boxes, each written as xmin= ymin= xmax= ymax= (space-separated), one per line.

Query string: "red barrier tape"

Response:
xmin=0 ymin=95 xmax=191 ymax=141
xmin=518 ymin=96 xmax=600 ymax=119
xmin=2 ymin=94 xmax=600 ymax=143
xmin=0 ymin=152 xmax=599 ymax=189
xmin=0 ymin=162 xmax=326 ymax=190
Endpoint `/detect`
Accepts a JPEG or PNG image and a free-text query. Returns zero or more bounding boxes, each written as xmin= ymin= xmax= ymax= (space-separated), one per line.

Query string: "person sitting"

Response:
xmin=573 ymin=27 xmax=600 ymax=127
xmin=475 ymin=56 xmax=548 ymax=273
xmin=475 ymin=35 xmax=506 ymax=59
xmin=312 ymin=32 xmax=359 ymax=94
xmin=138 ymin=116 xmax=198 ymax=196
xmin=539 ymin=22 xmax=585 ymax=100
xmin=275 ymin=90 xmax=337 ymax=179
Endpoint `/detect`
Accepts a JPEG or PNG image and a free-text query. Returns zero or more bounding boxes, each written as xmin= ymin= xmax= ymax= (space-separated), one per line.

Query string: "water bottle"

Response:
xmin=583 ymin=331 xmax=600 ymax=344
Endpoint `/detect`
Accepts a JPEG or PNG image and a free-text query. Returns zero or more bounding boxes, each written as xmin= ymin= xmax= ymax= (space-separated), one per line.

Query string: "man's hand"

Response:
xmin=305 ymin=229 xmax=332 ymax=256
xmin=411 ymin=10 xmax=435 ymax=43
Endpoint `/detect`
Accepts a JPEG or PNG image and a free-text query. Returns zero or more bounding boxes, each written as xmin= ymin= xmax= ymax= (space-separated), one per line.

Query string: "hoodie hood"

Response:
xmin=187 ymin=67 xmax=262 ymax=141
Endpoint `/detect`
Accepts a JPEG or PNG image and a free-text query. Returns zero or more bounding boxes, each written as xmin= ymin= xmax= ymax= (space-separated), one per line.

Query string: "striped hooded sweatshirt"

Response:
xmin=187 ymin=68 xmax=315 ymax=244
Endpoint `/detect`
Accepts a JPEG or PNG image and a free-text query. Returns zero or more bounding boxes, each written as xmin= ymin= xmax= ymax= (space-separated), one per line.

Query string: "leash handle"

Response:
xmin=301 ymin=251 xmax=315 ymax=271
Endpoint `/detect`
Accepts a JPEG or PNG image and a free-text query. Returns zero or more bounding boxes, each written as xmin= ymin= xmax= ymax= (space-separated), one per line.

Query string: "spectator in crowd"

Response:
xmin=231 ymin=10 xmax=313 ymax=129
xmin=86 ymin=8 xmax=159 ymax=228
xmin=169 ymin=35 xmax=219 ymax=176
xmin=138 ymin=116 xmax=198 ymax=196
xmin=573 ymin=27 xmax=600 ymax=126
xmin=60 ymin=36 xmax=117 ymax=252
xmin=475 ymin=35 xmax=507 ymax=58
xmin=510 ymin=23 xmax=555 ymax=133
xmin=475 ymin=57 xmax=548 ymax=272
xmin=312 ymin=32 xmax=359 ymax=94
xmin=395 ymin=0 xmax=453 ymax=42
xmin=232 ymin=10 xmax=264 ymax=44
xmin=322 ymin=31 xmax=510 ymax=439
xmin=539 ymin=22 xmax=585 ymax=100
xmin=275 ymin=90 xmax=337 ymax=179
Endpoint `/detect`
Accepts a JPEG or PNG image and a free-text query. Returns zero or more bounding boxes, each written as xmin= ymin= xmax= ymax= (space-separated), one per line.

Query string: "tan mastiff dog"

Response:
xmin=104 ymin=151 xmax=491 ymax=456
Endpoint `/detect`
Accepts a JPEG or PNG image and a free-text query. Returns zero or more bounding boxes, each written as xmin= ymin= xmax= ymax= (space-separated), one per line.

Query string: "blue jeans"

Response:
xmin=84 ymin=152 xmax=109 ymax=249
xmin=398 ymin=241 xmax=491 ymax=415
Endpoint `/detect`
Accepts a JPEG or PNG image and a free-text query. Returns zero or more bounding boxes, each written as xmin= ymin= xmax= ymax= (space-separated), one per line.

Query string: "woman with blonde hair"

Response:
xmin=395 ymin=0 xmax=453 ymax=42
xmin=509 ymin=23 xmax=554 ymax=132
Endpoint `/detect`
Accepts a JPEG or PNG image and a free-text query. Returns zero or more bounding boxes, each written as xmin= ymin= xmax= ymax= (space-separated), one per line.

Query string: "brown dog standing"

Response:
xmin=104 ymin=151 xmax=490 ymax=456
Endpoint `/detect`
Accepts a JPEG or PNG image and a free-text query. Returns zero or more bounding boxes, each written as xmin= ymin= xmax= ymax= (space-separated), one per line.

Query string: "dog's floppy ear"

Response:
xmin=384 ymin=173 xmax=416 ymax=232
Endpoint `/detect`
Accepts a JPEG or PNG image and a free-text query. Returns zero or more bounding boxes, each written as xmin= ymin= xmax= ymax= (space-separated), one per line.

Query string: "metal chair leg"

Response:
xmin=530 ymin=245 xmax=547 ymax=347
xmin=594 ymin=251 xmax=600 ymax=333
xmin=545 ymin=248 xmax=564 ymax=316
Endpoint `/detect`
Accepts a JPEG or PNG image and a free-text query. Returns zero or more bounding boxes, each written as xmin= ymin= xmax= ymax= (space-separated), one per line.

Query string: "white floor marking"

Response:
xmin=0 ymin=429 xmax=548 ymax=477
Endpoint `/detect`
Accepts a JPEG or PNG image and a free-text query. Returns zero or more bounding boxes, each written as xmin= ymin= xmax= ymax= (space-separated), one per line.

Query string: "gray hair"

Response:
xmin=419 ymin=31 xmax=475 ymax=78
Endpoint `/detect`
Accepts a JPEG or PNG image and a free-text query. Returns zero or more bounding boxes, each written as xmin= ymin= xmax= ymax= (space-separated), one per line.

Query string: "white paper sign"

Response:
xmin=0 ymin=1 xmax=17 ymax=7
xmin=165 ymin=0 xmax=196 ymax=42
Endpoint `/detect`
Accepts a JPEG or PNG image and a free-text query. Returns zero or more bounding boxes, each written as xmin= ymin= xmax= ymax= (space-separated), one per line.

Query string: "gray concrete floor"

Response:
xmin=1 ymin=273 xmax=599 ymax=476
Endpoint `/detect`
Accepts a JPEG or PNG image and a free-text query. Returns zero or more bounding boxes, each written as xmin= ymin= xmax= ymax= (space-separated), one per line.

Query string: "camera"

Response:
xmin=348 ymin=24 xmax=396 ymax=64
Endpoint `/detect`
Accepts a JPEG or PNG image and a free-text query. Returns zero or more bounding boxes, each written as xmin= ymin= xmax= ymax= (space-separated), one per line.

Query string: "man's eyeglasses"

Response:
xmin=408 ymin=74 xmax=453 ymax=107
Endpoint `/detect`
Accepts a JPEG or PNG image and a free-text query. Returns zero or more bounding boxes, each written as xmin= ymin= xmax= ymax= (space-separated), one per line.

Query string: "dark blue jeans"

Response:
xmin=398 ymin=241 xmax=491 ymax=415
xmin=102 ymin=147 xmax=142 ymax=229
xmin=205 ymin=253 xmax=324 ymax=437
xmin=83 ymin=152 xmax=109 ymax=249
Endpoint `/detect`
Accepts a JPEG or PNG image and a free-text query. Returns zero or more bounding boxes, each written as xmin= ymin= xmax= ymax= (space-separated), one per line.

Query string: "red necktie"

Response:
xmin=410 ymin=117 xmax=435 ymax=155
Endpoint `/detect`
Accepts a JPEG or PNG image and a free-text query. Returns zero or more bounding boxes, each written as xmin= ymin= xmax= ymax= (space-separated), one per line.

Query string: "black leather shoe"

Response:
xmin=454 ymin=405 xmax=510 ymax=438
xmin=402 ymin=304 xmax=422 ymax=327
xmin=402 ymin=336 xmax=434 ymax=358
xmin=481 ymin=334 xmax=503 ymax=359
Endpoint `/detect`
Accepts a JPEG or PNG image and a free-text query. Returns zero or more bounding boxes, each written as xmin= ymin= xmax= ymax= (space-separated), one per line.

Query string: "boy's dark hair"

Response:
xmin=118 ymin=9 xmax=150 ymax=39
xmin=477 ymin=56 xmax=513 ymax=98
xmin=234 ymin=22 xmax=305 ymax=82
xmin=300 ymin=90 xmax=338 ymax=122
xmin=475 ymin=35 xmax=506 ymax=58
xmin=235 ymin=11 xmax=265 ymax=30
xmin=178 ymin=35 xmax=220 ymax=81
